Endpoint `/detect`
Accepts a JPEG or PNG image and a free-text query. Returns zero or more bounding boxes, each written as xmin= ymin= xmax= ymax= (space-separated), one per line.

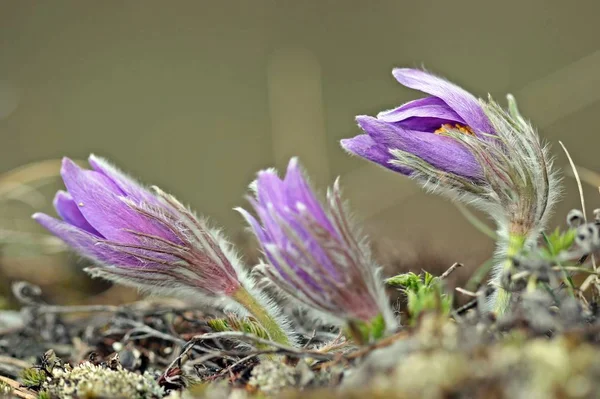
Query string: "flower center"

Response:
xmin=434 ymin=123 xmax=475 ymax=136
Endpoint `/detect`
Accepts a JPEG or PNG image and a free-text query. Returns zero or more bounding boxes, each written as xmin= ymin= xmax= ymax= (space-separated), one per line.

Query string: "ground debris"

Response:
xmin=5 ymin=262 xmax=600 ymax=399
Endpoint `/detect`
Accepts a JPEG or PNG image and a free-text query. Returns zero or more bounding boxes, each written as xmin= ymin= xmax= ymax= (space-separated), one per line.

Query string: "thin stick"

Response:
xmin=559 ymin=141 xmax=597 ymax=271
xmin=440 ymin=262 xmax=463 ymax=280
xmin=455 ymin=287 xmax=478 ymax=297
xmin=38 ymin=304 xmax=121 ymax=314
xmin=120 ymin=320 xmax=189 ymax=346
xmin=560 ymin=141 xmax=587 ymax=221
xmin=316 ymin=330 xmax=409 ymax=369
xmin=220 ymin=354 xmax=258 ymax=376
xmin=187 ymin=332 xmax=334 ymax=360
xmin=0 ymin=376 xmax=37 ymax=399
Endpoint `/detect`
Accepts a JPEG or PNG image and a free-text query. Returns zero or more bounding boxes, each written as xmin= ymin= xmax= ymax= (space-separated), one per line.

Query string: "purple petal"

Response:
xmin=356 ymin=116 xmax=482 ymax=178
xmin=60 ymin=158 xmax=177 ymax=243
xmin=53 ymin=191 xmax=102 ymax=237
xmin=88 ymin=154 xmax=160 ymax=206
xmin=377 ymin=97 xmax=465 ymax=132
xmin=33 ymin=213 xmax=142 ymax=267
xmin=340 ymin=134 xmax=412 ymax=175
xmin=378 ymin=97 xmax=464 ymax=123
xmin=256 ymin=170 xmax=288 ymax=213
xmin=394 ymin=117 xmax=465 ymax=133
xmin=238 ymin=205 xmax=322 ymax=290
xmin=392 ymin=69 xmax=494 ymax=135
xmin=282 ymin=158 xmax=336 ymax=236
xmin=263 ymin=243 xmax=322 ymax=291
xmin=249 ymin=170 xmax=342 ymax=284
xmin=236 ymin=206 xmax=271 ymax=245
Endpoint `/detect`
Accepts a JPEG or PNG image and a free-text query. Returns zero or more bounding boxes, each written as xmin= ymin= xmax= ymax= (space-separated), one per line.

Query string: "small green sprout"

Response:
xmin=541 ymin=228 xmax=576 ymax=259
xmin=386 ymin=271 xmax=452 ymax=325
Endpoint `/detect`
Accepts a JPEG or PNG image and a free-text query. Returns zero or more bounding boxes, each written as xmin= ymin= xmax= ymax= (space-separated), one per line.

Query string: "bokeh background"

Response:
xmin=1 ymin=0 xmax=599 ymax=306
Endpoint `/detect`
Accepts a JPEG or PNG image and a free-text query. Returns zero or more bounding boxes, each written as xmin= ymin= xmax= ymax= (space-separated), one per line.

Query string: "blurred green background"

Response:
xmin=1 ymin=0 xmax=599 ymax=305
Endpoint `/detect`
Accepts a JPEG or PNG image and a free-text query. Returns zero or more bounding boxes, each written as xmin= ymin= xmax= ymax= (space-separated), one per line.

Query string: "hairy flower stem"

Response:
xmin=492 ymin=232 xmax=527 ymax=316
xmin=231 ymin=287 xmax=289 ymax=345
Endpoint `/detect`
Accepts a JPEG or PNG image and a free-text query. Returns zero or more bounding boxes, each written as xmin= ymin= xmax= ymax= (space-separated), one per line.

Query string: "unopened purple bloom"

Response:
xmin=33 ymin=156 xmax=241 ymax=297
xmin=237 ymin=158 xmax=396 ymax=330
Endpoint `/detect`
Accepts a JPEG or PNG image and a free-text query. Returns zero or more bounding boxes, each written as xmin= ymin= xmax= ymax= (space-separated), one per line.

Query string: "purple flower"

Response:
xmin=341 ymin=68 xmax=561 ymax=315
xmin=237 ymin=158 xmax=396 ymax=332
xmin=340 ymin=68 xmax=558 ymax=232
xmin=33 ymin=155 xmax=242 ymax=297
xmin=341 ymin=68 xmax=494 ymax=178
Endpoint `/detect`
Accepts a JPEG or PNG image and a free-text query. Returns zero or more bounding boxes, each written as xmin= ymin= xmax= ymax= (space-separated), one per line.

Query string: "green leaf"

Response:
xmin=541 ymin=228 xmax=576 ymax=258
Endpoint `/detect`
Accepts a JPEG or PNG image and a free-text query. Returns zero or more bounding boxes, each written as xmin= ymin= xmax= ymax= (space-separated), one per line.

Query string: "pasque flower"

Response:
xmin=341 ymin=68 xmax=560 ymax=315
xmin=237 ymin=158 xmax=397 ymax=341
xmin=33 ymin=156 xmax=291 ymax=344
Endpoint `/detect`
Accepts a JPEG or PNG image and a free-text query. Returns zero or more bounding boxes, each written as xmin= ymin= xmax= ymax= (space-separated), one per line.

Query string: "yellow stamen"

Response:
xmin=434 ymin=123 xmax=475 ymax=136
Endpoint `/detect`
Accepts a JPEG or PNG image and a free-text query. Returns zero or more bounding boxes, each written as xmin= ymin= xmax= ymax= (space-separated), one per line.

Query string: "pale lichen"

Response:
xmin=248 ymin=359 xmax=315 ymax=395
xmin=41 ymin=361 xmax=164 ymax=399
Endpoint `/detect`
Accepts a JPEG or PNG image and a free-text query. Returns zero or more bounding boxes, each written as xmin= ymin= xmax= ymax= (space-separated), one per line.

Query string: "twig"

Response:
xmin=315 ymin=333 xmax=348 ymax=354
xmin=0 ymin=376 xmax=37 ymax=399
xmin=119 ymin=320 xmax=188 ymax=346
xmin=553 ymin=266 xmax=599 ymax=274
xmin=38 ymin=304 xmax=121 ymax=314
xmin=161 ymin=330 xmax=343 ymax=382
xmin=580 ymin=274 xmax=597 ymax=293
xmin=218 ymin=354 xmax=258 ymax=377
xmin=559 ymin=142 xmax=597 ymax=270
xmin=302 ymin=330 xmax=317 ymax=349
xmin=560 ymin=141 xmax=587 ymax=222
xmin=186 ymin=332 xmax=335 ymax=361
xmin=454 ymin=298 xmax=479 ymax=315
xmin=440 ymin=262 xmax=463 ymax=280
xmin=316 ymin=330 xmax=409 ymax=370
xmin=455 ymin=287 xmax=478 ymax=297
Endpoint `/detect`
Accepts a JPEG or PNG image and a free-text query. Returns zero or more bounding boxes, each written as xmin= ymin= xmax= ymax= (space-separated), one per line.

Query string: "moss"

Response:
xmin=20 ymin=367 xmax=46 ymax=388
xmin=37 ymin=390 xmax=51 ymax=399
